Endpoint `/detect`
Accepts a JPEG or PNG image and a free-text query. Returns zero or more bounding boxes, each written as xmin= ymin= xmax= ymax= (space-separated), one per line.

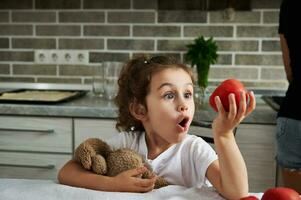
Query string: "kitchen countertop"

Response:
xmin=0 ymin=90 xmax=279 ymax=125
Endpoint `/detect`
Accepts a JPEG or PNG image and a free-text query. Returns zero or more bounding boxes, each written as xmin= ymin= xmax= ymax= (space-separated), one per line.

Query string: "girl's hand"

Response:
xmin=112 ymin=166 xmax=157 ymax=193
xmin=212 ymin=91 xmax=256 ymax=137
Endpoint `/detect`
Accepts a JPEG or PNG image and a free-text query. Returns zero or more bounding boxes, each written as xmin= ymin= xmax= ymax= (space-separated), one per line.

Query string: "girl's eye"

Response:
xmin=184 ymin=92 xmax=192 ymax=99
xmin=164 ymin=93 xmax=175 ymax=100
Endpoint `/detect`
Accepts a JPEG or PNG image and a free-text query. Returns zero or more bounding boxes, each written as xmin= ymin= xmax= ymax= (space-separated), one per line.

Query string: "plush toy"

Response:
xmin=74 ymin=138 xmax=169 ymax=189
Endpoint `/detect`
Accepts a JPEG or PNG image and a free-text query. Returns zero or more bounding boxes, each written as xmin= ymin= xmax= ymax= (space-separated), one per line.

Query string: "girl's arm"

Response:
xmin=206 ymin=91 xmax=256 ymax=200
xmin=57 ymin=159 xmax=156 ymax=192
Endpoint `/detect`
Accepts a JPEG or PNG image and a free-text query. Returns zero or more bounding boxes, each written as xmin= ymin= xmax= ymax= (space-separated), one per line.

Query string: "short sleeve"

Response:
xmin=193 ymin=139 xmax=218 ymax=187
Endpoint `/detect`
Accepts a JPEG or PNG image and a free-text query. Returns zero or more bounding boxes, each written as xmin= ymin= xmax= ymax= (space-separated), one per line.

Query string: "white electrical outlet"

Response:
xmin=35 ymin=50 xmax=89 ymax=65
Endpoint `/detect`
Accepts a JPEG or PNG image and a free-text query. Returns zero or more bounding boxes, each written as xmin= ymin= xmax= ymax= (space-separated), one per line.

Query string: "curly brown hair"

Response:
xmin=115 ymin=54 xmax=195 ymax=132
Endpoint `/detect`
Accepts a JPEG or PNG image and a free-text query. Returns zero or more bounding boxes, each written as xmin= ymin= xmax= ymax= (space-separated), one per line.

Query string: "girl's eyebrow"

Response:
xmin=157 ymin=82 xmax=193 ymax=91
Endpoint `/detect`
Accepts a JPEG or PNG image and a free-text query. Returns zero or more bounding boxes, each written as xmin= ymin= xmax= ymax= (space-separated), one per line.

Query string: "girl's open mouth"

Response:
xmin=177 ymin=117 xmax=189 ymax=131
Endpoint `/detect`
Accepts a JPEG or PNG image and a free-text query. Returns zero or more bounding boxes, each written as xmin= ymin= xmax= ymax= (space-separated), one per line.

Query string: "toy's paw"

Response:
xmin=74 ymin=142 xmax=95 ymax=170
xmin=92 ymin=155 xmax=107 ymax=175
xmin=155 ymin=176 xmax=169 ymax=189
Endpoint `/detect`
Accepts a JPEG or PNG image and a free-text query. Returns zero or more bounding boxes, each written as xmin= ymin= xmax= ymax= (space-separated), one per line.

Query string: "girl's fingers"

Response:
xmin=228 ymin=93 xmax=237 ymax=120
xmin=126 ymin=166 xmax=147 ymax=177
xmin=237 ymin=91 xmax=247 ymax=119
xmin=215 ymin=96 xmax=225 ymax=116
xmin=245 ymin=91 xmax=256 ymax=116
xmin=134 ymin=175 xmax=156 ymax=187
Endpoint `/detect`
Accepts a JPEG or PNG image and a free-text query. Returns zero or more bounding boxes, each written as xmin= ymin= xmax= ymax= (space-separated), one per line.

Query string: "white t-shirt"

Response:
xmin=106 ymin=131 xmax=218 ymax=188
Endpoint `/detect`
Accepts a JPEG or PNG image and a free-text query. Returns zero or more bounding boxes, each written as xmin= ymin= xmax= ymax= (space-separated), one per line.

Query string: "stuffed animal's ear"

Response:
xmin=129 ymin=101 xmax=147 ymax=121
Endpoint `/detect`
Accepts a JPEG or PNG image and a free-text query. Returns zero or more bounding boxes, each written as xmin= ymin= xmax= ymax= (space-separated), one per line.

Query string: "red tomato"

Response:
xmin=262 ymin=187 xmax=300 ymax=200
xmin=209 ymin=79 xmax=247 ymax=112
xmin=239 ymin=195 xmax=259 ymax=200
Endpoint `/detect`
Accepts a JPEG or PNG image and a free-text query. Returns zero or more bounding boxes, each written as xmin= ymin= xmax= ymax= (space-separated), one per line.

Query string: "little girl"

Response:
xmin=58 ymin=55 xmax=256 ymax=199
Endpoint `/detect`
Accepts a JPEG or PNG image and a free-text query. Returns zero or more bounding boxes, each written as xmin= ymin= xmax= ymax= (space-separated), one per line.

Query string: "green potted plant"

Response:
xmin=185 ymin=36 xmax=218 ymax=97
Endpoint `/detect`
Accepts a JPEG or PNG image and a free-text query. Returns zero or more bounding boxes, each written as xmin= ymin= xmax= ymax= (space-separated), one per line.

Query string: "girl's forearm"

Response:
xmin=214 ymin=133 xmax=248 ymax=199
xmin=57 ymin=160 xmax=116 ymax=191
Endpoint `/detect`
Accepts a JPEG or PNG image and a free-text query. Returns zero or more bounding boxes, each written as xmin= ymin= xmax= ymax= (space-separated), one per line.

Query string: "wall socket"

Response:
xmin=35 ymin=50 xmax=89 ymax=65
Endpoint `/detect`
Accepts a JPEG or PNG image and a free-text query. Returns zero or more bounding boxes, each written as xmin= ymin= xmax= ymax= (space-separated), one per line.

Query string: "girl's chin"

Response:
xmin=173 ymin=132 xmax=187 ymax=143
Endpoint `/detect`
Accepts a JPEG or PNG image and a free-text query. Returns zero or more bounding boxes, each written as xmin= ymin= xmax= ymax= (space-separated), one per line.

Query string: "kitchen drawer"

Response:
xmin=0 ymin=151 xmax=71 ymax=180
xmin=74 ymin=118 xmax=118 ymax=148
xmin=0 ymin=116 xmax=72 ymax=153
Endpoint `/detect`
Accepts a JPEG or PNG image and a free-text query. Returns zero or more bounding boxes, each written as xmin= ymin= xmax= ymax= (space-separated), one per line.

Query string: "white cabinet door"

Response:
xmin=0 ymin=152 xmax=71 ymax=180
xmin=236 ymin=124 xmax=277 ymax=192
xmin=0 ymin=116 xmax=72 ymax=153
xmin=74 ymin=118 xmax=118 ymax=148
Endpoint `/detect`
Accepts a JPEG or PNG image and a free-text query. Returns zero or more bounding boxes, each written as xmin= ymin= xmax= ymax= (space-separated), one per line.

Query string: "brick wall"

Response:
xmin=0 ymin=0 xmax=287 ymax=90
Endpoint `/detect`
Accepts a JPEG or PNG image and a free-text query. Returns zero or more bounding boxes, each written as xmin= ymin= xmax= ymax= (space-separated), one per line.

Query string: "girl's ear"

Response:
xmin=129 ymin=102 xmax=147 ymax=121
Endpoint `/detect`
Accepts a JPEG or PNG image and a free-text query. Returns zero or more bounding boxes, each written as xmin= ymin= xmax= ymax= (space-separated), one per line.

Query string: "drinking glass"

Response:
xmin=102 ymin=62 xmax=123 ymax=100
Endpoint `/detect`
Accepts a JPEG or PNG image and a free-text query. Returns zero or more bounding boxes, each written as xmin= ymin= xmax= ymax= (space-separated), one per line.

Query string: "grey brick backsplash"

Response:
xmin=0 ymin=0 xmax=32 ymax=9
xmin=237 ymin=26 xmax=278 ymax=38
xmin=108 ymin=12 xmax=155 ymax=23
xmin=236 ymin=54 xmax=282 ymax=66
xmin=59 ymin=12 xmax=105 ymax=23
xmin=0 ymin=12 xmax=9 ymax=22
xmin=12 ymin=38 xmax=56 ymax=49
xmin=158 ymin=11 xmax=207 ymax=23
xmin=133 ymin=26 xmax=180 ymax=37
xmin=83 ymin=0 xmax=130 ymax=9
xmin=157 ymin=40 xmax=190 ymax=51
xmin=261 ymin=67 xmax=285 ymax=80
xmin=59 ymin=39 xmax=104 ymax=49
xmin=0 ymin=38 xmax=9 ymax=48
xmin=242 ymin=80 xmax=288 ymax=90
xmin=133 ymin=0 xmax=157 ymax=9
xmin=59 ymin=65 xmax=94 ymax=76
xmin=216 ymin=40 xmax=258 ymax=51
xmin=84 ymin=25 xmax=130 ymax=37
xmin=37 ymin=77 xmax=82 ymax=84
xmin=0 ymin=51 xmax=34 ymax=62
xmin=210 ymin=11 xmax=260 ymax=24
xmin=13 ymin=64 xmax=56 ymax=75
xmin=262 ymin=40 xmax=281 ymax=52
xmin=0 ymin=25 xmax=32 ymax=36
xmin=209 ymin=67 xmax=258 ymax=79
xmin=0 ymin=77 xmax=35 ymax=83
xmin=184 ymin=26 xmax=233 ymax=37
xmin=0 ymin=64 xmax=10 ymax=74
xmin=35 ymin=0 xmax=81 ymax=9
xmin=12 ymin=11 xmax=56 ymax=23
xmin=216 ymin=54 xmax=232 ymax=65
xmin=133 ymin=53 xmax=181 ymax=61
xmin=107 ymin=39 xmax=154 ymax=50
xmin=36 ymin=25 xmax=81 ymax=36
xmin=89 ymin=52 xmax=129 ymax=63
xmin=263 ymin=11 xmax=280 ymax=24
xmin=0 ymin=0 xmax=286 ymax=89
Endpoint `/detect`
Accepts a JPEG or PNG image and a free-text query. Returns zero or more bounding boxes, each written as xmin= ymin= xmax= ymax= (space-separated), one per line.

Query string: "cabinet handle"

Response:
xmin=0 ymin=127 xmax=54 ymax=134
xmin=0 ymin=163 xmax=55 ymax=169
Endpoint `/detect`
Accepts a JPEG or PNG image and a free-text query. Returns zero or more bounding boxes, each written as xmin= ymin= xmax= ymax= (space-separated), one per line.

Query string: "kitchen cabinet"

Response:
xmin=74 ymin=118 xmax=118 ymax=148
xmin=236 ymin=124 xmax=277 ymax=192
xmin=0 ymin=116 xmax=72 ymax=180
xmin=0 ymin=115 xmax=278 ymax=191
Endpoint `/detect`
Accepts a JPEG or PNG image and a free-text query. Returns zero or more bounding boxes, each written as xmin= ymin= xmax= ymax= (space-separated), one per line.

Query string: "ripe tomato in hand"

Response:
xmin=262 ymin=187 xmax=300 ymax=200
xmin=239 ymin=195 xmax=259 ymax=200
xmin=209 ymin=79 xmax=247 ymax=112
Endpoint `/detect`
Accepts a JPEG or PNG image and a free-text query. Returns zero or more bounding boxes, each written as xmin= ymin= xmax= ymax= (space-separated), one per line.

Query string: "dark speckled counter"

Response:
xmin=0 ymin=92 xmax=277 ymax=125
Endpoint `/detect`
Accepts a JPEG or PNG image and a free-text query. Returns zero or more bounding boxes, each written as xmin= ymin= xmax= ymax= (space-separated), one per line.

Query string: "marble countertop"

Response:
xmin=0 ymin=91 xmax=278 ymax=125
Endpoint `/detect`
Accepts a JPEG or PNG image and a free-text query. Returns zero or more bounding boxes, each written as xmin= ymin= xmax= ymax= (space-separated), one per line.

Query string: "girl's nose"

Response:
xmin=178 ymin=104 xmax=188 ymax=112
